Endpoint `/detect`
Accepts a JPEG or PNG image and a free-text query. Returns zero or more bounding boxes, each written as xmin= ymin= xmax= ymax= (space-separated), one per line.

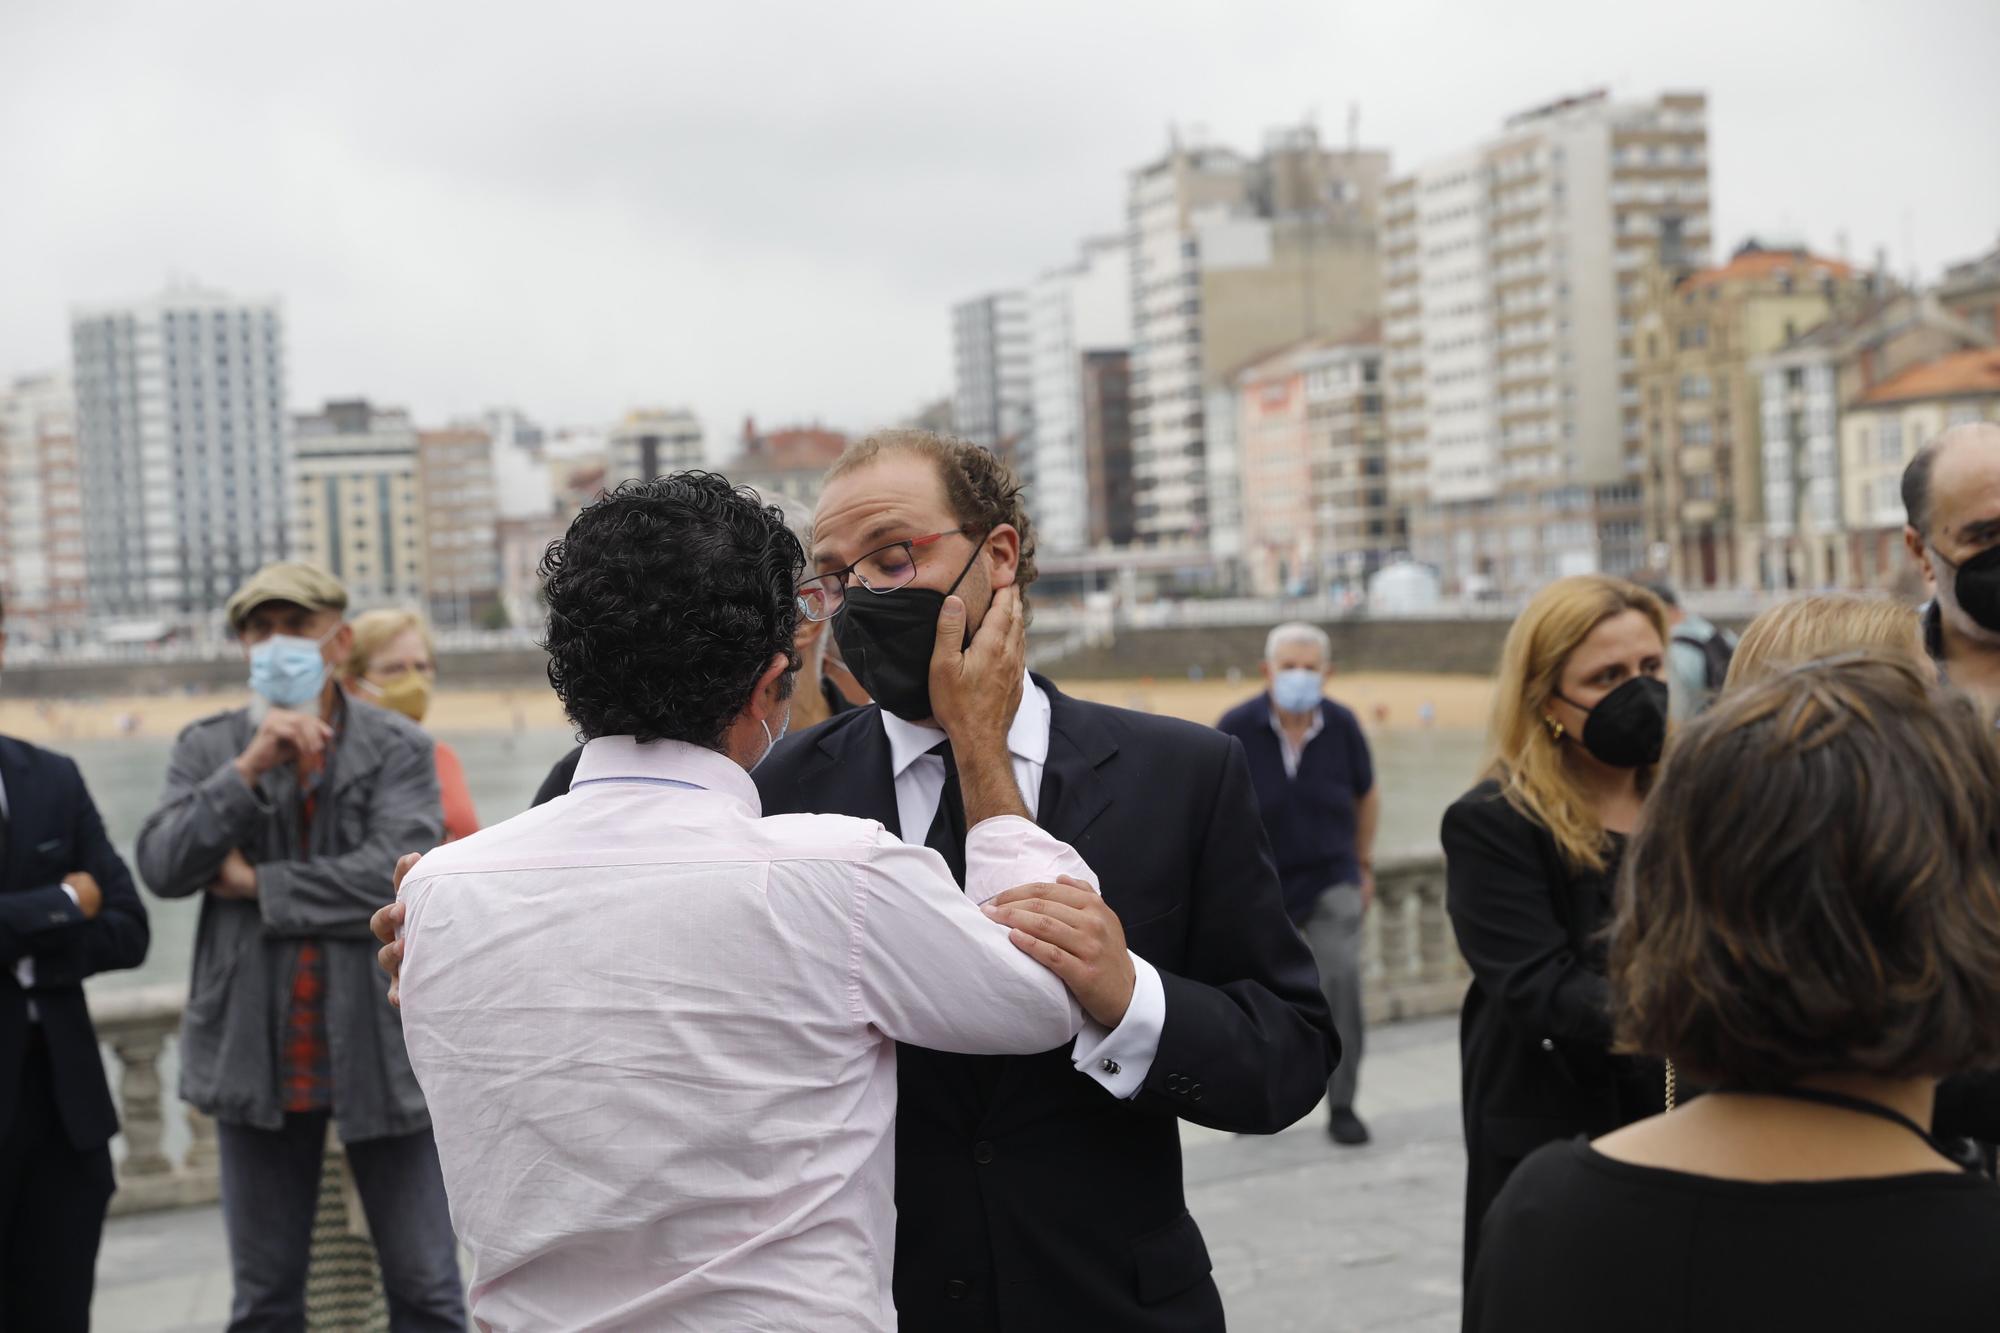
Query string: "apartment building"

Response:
xmin=290 ymin=399 xmax=426 ymax=610
xmin=0 ymin=372 xmax=87 ymax=648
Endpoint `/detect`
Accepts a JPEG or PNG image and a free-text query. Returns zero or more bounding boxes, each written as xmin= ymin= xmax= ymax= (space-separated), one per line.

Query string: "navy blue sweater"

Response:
xmin=1217 ymin=693 xmax=1374 ymax=923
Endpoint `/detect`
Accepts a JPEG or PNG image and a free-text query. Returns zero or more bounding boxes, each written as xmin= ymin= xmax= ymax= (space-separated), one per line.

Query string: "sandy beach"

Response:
xmin=0 ymin=672 xmax=1493 ymax=747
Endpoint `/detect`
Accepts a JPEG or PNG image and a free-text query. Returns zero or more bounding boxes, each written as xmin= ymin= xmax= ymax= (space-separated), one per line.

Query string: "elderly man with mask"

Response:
xmin=1904 ymin=422 xmax=2000 ymax=703
xmin=137 ymin=562 xmax=461 ymax=1332
xmin=1218 ymin=622 xmax=1379 ymax=1146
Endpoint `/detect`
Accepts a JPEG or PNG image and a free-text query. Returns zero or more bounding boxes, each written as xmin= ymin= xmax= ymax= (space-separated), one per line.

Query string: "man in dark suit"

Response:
xmin=0 ymin=597 xmax=151 ymax=1330
xmin=755 ymin=431 xmax=1336 ymax=1331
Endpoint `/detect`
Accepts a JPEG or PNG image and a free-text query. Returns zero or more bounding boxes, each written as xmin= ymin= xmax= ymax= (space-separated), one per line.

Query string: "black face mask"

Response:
xmin=1554 ymin=675 xmax=1669 ymax=769
xmin=832 ymin=536 xmax=986 ymax=722
xmin=1935 ymin=544 xmax=2000 ymax=635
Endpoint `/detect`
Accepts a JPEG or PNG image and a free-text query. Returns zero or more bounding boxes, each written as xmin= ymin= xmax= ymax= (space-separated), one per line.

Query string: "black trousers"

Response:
xmin=0 ymin=1028 xmax=116 ymax=1333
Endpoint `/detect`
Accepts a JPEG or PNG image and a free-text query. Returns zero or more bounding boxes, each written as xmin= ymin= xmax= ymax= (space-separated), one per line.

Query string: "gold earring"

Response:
xmin=1543 ymin=715 xmax=1565 ymax=741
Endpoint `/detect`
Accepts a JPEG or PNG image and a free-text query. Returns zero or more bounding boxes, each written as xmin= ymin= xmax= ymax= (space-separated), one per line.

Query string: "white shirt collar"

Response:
xmin=880 ymin=673 xmax=1051 ymax=779
xmin=571 ymin=736 xmax=763 ymax=815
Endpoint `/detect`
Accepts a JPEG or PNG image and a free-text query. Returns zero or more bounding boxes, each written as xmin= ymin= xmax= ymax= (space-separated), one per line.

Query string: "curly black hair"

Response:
xmin=540 ymin=473 xmax=802 ymax=748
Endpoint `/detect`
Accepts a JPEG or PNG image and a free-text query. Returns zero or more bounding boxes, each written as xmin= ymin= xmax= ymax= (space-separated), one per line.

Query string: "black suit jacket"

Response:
xmin=0 ymin=735 xmax=150 ymax=1150
xmin=754 ymin=676 xmax=1336 ymax=1332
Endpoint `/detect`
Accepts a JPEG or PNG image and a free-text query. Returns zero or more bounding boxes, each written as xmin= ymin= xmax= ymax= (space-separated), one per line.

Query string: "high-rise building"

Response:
xmin=1079 ymin=351 xmax=1136 ymax=550
xmin=1382 ymin=90 xmax=1711 ymax=595
xmin=1756 ymin=291 xmax=1991 ymax=589
xmin=480 ymin=406 xmax=556 ymax=521
xmin=607 ymin=408 xmax=704 ymax=484
xmin=951 ymin=291 xmax=1033 ymax=469
xmin=1127 ymin=124 xmax=1389 ymax=570
xmin=418 ymin=427 xmax=502 ymax=627
xmin=1232 ymin=326 xmax=1400 ymax=596
xmin=290 ymin=400 xmax=426 ymax=610
xmin=1027 ymin=237 xmax=1133 ymax=554
xmin=0 ymin=372 xmax=88 ymax=648
xmin=1633 ymin=241 xmax=1869 ymax=589
xmin=1840 ymin=348 xmax=2000 ymax=587
xmin=70 ymin=287 xmax=288 ymax=630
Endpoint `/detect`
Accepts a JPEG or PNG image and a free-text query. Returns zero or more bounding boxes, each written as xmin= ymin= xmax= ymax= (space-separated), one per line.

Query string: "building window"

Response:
xmin=1878 ymin=418 xmax=1904 ymax=463
xmin=1679 ymin=374 xmax=1711 ymax=400
xmin=1678 ymin=324 xmax=1708 ymax=349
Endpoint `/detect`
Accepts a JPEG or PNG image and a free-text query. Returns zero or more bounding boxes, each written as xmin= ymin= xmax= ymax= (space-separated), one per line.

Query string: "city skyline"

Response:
xmin=3 ymin=0 xmax=1996 ymax=445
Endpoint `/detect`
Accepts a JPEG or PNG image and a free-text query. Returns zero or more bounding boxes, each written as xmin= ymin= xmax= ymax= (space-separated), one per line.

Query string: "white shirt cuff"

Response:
xmin=59 ymin=884 xmax=81 ymax=909
xmin=1071 ymin=954 xmax=1165 ymax=1099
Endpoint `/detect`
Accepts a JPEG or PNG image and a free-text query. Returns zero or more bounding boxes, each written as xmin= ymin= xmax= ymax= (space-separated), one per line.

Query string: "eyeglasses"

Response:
xmin=796 ymin=528 xmax=975 ymax=623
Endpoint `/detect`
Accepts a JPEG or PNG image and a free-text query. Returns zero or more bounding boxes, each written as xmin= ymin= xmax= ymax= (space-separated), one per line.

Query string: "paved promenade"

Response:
xmin=98 ymin=1016 xmax=1465 ymax=1332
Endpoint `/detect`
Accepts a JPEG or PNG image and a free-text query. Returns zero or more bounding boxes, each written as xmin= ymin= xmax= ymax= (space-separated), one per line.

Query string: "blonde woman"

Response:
xmin=1443 ymin=575 xmax=1672 ymax=1282
xmin=345 ymin=609 xmax=480 ymax=841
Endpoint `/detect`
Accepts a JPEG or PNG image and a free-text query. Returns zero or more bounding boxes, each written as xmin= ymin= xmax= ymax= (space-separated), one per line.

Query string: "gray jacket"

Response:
xmin=136 ymin=695 xmax=443 ymax=1141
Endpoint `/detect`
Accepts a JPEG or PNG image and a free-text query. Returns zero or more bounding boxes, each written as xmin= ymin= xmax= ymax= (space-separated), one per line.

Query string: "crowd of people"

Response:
xmin=1 ymin=419 xmax=1998 ymax=1330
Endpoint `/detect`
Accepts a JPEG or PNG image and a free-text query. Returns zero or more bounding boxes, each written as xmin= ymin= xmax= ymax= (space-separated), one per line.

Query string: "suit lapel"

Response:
xmin=1033 ymin=677 xmax=1117 ymax=844
xmin=0 ymin=739 xmax=32 ymax=893
xmin=807 ymin=709 xmax=903 ymax=836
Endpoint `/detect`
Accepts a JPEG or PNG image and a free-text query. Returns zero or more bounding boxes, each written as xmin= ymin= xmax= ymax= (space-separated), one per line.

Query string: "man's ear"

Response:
xmin=1905 ymin=525 xmax=1935 ymax=588
xmin=984 ymin=524 xmax=1021 ymax=592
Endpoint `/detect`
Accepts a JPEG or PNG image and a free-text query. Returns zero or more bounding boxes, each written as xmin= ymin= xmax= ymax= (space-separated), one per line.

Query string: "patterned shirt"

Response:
xmin=280 ymin=758 xmax=334 ymax=1114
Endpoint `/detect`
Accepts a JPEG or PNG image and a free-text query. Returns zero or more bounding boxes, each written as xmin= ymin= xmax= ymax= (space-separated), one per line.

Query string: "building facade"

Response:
xmin=1079 ymin=350 xmax=1136 ymax=549
xmin=418 ymin=427 xmax=503 ymax=627
xmin=70 ymin=287 xmax=288 ymax=632
xmin=1382 ymin=90 xmax=1711 ymax=595
xmin=1940 ymin=238 xmax=2000 ymax=342
xmin=607 ymin=408 xmax=704 ymax=484
xmin=951 ymin=291 xmax=1033 ymax=467
xmin=1755 ymin=292 xmax=1990 ymax=589
xmin=290 ymin=400 xmax=425 ymax=610
xmin=0 ymin=372 xmax=88 ymax=649
xmin=1027 ymin=236 xmax=1133 ymax=554
xmin=1233 ymin=329 xmax=1400 ymax=596
xmin=1840 ymin=348 xmax=2000 ymax=587
xmin=1633 ymin=242 xmax=1867 ymax=589
xmin=1127 ymin=125 xmax=1389 ymax=569
xmin=722 ymin=419 xmax=849 ymax=536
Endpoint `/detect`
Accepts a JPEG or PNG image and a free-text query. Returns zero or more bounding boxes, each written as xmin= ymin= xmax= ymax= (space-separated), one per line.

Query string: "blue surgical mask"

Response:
xmin=248 ymin=627 xmax=339 ymax=710
xmin=1271 ymin=668 xmax=1324 ymax=715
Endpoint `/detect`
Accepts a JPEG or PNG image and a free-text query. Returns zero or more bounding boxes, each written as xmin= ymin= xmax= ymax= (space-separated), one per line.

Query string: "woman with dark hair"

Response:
xmin=1443 ymin=575 xmax=1673 ymax=1280
xmin=1467 ymin=655 xmax=2000 ymax=1331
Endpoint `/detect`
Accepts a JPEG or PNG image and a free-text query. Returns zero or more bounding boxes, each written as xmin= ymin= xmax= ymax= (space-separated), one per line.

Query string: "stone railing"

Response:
xmin=96 ymin=851 xmax=1464 ymax=1214
xmin=94 ymin=983 xmax=220 ymax=1216
xmin=1361 ymin=851 xmax=1468 ymax=1025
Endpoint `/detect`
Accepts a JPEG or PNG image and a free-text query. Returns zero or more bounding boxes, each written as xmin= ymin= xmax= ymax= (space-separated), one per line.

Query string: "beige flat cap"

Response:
xmin=225 ymin=561 xmax=350 ymax=632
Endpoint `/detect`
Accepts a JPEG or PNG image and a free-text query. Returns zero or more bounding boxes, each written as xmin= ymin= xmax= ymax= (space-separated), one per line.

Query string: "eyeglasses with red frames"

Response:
xmin=796 ymin=528 xmax=976 ymax=623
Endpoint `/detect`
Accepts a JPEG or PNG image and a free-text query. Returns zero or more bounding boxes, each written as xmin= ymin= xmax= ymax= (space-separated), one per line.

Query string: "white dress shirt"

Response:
xmin=397 ymin=737 xmax=1101 ymax=1332
xmin=878 ymin=676 xmax=1167 ymax=1099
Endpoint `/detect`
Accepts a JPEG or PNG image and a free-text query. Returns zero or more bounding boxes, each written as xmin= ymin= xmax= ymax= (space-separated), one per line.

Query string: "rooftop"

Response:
xmin=1855 ymin=347 xmax=2000 ymax=406
xmin=1683 ymin=242 xmax=1855 ymax=292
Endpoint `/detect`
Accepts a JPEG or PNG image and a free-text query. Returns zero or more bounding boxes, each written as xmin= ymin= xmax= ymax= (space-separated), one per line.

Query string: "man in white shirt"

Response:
xmin=388 ymin=473 xmax=1097 ymax=1331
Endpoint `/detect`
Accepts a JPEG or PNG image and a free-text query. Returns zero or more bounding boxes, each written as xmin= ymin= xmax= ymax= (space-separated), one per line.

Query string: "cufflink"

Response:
xmin=1099 ymin=1059 xmax=1121 ymax=1076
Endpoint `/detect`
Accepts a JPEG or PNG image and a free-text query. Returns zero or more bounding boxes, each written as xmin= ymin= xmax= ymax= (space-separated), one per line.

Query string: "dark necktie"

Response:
xmin=922 ymin=741 xmax=969 ymax=888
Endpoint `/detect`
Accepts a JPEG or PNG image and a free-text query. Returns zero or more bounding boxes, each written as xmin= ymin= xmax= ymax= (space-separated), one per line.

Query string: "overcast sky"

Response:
xmin=3 ymin=0 xmax=1995 ymax=454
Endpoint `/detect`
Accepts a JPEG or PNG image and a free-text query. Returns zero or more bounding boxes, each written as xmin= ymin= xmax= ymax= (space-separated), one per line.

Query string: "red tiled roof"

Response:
xmin=1683 ymin=248 xmax=1855 ymax=292
xmin=1856 ymin=348 xmax=2000 ymax=406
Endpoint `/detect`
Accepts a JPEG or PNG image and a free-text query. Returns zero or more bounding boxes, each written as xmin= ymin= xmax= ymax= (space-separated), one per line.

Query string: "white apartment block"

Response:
xmin=1027 ymin=236 xmax=1133 ymax=555
xmin=1384 ymin=90 xmax=1710 ymax=594
xmin=0 ymin=372 xmax=88 ymax=648
xmin=952 ymin=291 xmax=1033 ymax=460
xmin=607 ymin=408 xmax=704 ymax=484
xmin=70 ymin=287 xmax=289 ymax=631
xmin=290 ymin=400 xmax=426 ymax=610
xmin=1127 ymin=126 xmax=1388 ymax=568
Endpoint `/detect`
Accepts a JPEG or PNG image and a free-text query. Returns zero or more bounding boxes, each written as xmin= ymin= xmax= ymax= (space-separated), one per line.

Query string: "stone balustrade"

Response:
xmin=96 ymin=852 xmax=1465 ymax=1214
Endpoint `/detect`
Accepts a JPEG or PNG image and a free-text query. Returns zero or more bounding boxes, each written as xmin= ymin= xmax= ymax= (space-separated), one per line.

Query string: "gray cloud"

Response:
xmin=3 ymin=0 xmax=1995 ymax=451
